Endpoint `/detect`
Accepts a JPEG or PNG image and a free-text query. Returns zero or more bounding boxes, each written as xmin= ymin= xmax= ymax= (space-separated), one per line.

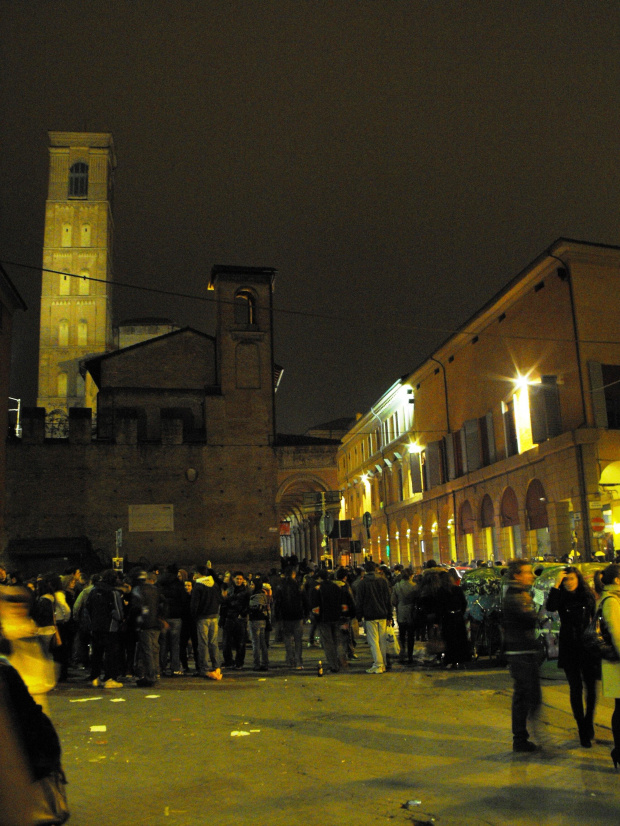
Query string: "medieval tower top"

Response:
xmin=38 ymin=132 xmax=116 ymax=423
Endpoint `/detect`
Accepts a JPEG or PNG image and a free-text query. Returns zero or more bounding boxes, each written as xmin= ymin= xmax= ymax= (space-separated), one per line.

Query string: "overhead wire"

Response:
xmin=3 ymin=258 xmax=620 ymax=347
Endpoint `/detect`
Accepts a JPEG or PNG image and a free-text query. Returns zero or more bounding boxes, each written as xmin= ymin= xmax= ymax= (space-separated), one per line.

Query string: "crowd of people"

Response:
xmin=1 ymin=554 xmax=620 ymax=824
xmin=0 ymin=558 xmax=478 ymax=691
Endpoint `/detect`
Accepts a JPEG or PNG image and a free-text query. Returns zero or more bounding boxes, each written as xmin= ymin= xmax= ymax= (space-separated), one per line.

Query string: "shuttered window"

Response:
xmin=410 ymin=454 xmax=423 ymax=494
xmin=463 ymin=419 xmax=481 ymax=472
xmin=503 ymin=399 xmax=518 ymax=457
xmin=69 ymin=162 xmax=88 ymax=198
xmin=424 ymin=440 xmax=445 ymax=489
xmin=529 ymin=376 xmax=562 ymax=443
xmin=444 ymin=434 xmax=456 ymax=480
xmin=479 ymin=411 xmax=496 ymax=466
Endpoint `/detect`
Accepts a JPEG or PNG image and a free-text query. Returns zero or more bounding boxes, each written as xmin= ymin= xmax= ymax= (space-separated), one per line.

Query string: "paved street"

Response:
xmin=48 ymin=641 xmax=620 ymax=826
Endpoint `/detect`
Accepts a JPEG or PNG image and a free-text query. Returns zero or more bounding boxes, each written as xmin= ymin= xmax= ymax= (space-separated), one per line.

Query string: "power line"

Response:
xmin=4 ymin=258 xmax=620 ymax=349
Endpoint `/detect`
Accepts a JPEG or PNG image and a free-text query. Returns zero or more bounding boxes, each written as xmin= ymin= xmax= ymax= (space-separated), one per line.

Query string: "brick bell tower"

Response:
xmin=37 ymin=132 xmax=116 ymax=419
xmin=208 ymin=265 xmax=277 ymax=445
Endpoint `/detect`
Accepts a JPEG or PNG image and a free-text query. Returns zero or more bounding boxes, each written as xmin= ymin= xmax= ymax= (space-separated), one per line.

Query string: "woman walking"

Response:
xmin=546 ymin=566 xmax=598 ymax=747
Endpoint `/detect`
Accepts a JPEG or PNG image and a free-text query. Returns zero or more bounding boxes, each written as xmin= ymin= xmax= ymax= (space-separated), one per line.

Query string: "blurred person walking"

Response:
xmin=502 ymin=560 xmax=541 ymax=752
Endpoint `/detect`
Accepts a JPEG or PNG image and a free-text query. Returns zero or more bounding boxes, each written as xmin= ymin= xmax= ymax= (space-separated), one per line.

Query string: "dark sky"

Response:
xmin=2 ymin=1 xmax=620 ymax=433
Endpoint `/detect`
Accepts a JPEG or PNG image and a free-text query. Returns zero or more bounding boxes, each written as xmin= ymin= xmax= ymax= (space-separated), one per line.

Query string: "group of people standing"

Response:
xmin=503 ymin=559 xmax=620 ymax=767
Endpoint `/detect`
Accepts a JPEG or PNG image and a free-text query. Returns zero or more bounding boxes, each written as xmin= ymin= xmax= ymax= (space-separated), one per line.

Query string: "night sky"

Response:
xmin=2 ymin=1 xmax=620 ymax=433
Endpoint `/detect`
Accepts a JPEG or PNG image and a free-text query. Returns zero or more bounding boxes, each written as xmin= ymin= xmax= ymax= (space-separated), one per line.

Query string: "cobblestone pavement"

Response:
xmin=48 ymin=639 xmax=620 ymax=826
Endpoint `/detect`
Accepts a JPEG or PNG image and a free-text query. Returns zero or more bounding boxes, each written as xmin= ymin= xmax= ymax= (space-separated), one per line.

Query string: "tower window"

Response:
xmin=69 ymin=162 xmax=88 ymax=198
xmin=234 ymin=288 xmax=257 ymax=326
xmin=61 ymin=224 xmax=72 ymax=247
xmin=78 ymin=270 xmax=90 ymax=295
xmin=59 ymin=273 xmax=71 ymax=295
xmin=81 ymin=224 xmax=91 ymax=246
xmin=58 ymin=319 xmax=69 ymax=347
xmin=57 ymin=372 xmax=68 ymax=397
xmin=78 ymin=320 xmax=88 ymax=347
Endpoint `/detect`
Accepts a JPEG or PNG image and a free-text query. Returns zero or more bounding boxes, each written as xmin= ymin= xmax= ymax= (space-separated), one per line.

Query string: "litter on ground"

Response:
xmin=90 ymin=725 xmax=107 ymax=732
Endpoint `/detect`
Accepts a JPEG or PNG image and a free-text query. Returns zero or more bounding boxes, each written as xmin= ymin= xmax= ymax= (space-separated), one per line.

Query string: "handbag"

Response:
xmin=386 ymin=625 xmax=400 ymax=658
xmin=30 ymin=769 xmax=70 ymax=825
xmin=582 ymin=597 xmax=620 ymax=662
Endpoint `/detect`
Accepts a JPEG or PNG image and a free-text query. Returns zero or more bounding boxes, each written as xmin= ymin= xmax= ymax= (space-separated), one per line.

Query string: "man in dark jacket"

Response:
xmin=86 ymin=569 xmax=124 ymax=688
xmin=221 ymin=572 xmax=250 ymax=669
xmin=502 ymin=560 xmax=541 ymax=752
xmin=310 ymin=570 xmax=354 ymax=672
xmin=131 ymin=571 xmax=166 ymax=687
xmin=274 ymin=566 xmax=305 ymax=668
xmin=158 ymin=565 xmax=187 ymax=676
xmin=355 ymin=561 xmax=392 ymax=674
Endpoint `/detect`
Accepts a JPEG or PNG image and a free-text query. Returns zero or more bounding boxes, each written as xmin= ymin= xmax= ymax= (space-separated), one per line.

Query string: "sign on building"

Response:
xmin=128 ymin=504 xmax=174 ymax=532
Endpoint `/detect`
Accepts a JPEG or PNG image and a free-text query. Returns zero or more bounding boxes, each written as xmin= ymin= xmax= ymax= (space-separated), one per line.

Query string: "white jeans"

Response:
xmin=364 ymin=619 xmax=387 ymax=669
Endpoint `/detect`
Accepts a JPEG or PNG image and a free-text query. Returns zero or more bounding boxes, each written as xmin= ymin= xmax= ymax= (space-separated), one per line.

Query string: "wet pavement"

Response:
xmin=47 ymin=641 xmax=620 ymax=826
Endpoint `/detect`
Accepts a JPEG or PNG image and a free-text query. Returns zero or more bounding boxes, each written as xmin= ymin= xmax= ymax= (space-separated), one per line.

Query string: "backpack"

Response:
xmin=85 ymin=587 xmax=114 ymax=634
xmin=582 ymin=596 xmax=620 ymax=662
xmin=248 ymin=592 xmax=269 ymax=622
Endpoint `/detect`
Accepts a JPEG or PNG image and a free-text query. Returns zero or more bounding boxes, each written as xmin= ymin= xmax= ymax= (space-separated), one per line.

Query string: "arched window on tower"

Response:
xmin=61 ymin=223 xmax=72 ymax=247
xmin=81 ymin=224 xmax=91 ymax=246
xmin=59 ymin=272 xmax=71 ymax=295
xmin=234 ymin=288 xmax=257 ymax=326
xmin=57 ymin=372 xmax=68 ymax=397
xmin=69 ymin=162 xmax=88 ymax=198
xmin=58 ymin=319 xmax=69 ymax=347
xmin=78 ymin=320 xmax=88 ymax=347
xmin=78 ymin=270 xmax=90 ymax=295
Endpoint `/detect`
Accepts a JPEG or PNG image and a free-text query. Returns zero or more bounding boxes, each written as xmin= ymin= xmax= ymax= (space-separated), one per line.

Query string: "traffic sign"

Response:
xmin=591 ymin=515 xmax=606 ymax=533
xmin=320 ymin=513 xmax=334 ymax=535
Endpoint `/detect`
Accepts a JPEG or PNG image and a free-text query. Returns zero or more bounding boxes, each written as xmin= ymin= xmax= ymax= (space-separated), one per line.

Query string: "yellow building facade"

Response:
xmin=338 ymin=240 xmax=620 ymax=567
xmin=37 ymin=132 xmax=116 ymax=421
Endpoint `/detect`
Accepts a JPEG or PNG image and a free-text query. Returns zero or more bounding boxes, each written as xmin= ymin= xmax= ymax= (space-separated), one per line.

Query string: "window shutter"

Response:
xmin=542 ymin=375 xmax=562 ymax=437
xmin=444 ymin=434 xmax=456 ymax=480
xmin=426 ymin=441 xmax=443 ymax=489
xmin=588 ymin=361 xmax=608 ymax=428
xmin=503 ymin=399 xmax=518 ymax=456
xmin=458 ymin=429 xmax=468 ymax=474
xmin=410 ymin=454 xmax=422 ymax=493
xmin=463 ymin=419 xmax=481 ymax=472
xmin=528 ymin=383 xmax=548 ymax=444
xmin=486 ymin=411 xmax=496 ymax=464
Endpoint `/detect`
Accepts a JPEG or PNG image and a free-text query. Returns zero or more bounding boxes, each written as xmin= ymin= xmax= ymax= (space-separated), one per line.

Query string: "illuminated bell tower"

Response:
xmin=37 ymin=132 xmax=116 ymax=418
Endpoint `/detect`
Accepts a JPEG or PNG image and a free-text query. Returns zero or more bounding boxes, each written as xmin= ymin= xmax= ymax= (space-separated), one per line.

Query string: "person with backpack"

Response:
xmin=273 ymin=566 xmax=305 ymax=669
xmin=85 ymin=570 xmax=124 ymax=689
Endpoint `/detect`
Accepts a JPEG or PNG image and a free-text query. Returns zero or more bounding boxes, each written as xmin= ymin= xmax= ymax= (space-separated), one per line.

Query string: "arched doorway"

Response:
xmin=500 ymin=486 xmax=522 ymax=559
xmin=480 ymin=494 xmax=496 ymax=563
xmin=525 ymin=479 xmax=550 ymax=557
xmin=459 ymin=500 xmax=475 ymax=563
